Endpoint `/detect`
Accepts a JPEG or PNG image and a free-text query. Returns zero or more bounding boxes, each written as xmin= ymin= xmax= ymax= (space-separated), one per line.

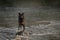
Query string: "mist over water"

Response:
xmin=0 ymin=6 xmax=60 ymax=27
xmin=0 ymin=0 xmax=60 ymax=40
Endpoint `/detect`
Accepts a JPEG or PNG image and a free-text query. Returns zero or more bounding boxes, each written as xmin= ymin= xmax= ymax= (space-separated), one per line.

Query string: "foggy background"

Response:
xmin=0 ymin=0 xmax=60 ymax=7
xmin=0 ymin=0 xmax=60 ymax=27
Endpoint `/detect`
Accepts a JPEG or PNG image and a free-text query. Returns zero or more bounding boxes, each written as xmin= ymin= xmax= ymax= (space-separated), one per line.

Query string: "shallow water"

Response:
xmin=0 ymin=21 xmax=60 ymax=40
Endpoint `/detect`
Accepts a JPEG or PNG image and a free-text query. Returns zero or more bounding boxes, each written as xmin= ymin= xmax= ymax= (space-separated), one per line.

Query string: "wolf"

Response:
xmin=16 ymin=13 xmax=25 ymax=35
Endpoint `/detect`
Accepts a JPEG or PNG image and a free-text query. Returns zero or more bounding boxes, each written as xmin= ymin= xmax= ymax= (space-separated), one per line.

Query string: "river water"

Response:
xmin=0 ymin=7 xmax=60 ymax=40
xmin=0 ymin=20 xmax=60 ymax=40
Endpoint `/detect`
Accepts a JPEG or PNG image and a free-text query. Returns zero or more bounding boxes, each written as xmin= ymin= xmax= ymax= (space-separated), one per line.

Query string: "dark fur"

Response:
xmin=16 ymin=31 xmax=23 ymax=35
xmin=16 ymin=13 xmax=25 ymax=35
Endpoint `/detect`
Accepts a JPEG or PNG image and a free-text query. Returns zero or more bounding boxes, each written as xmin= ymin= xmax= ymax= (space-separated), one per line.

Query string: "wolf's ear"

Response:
xmin=22 ymin=13 xmax=24 ymax=15
xmin=18 ymin=13 xmax=21 ymax=15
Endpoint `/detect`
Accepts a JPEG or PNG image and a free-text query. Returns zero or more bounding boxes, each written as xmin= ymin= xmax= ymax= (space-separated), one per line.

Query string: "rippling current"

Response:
xmin=0 ymin=6 xmax=60 ymax=40
xmin=0 ymin=20 xmax=60 ymax=40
